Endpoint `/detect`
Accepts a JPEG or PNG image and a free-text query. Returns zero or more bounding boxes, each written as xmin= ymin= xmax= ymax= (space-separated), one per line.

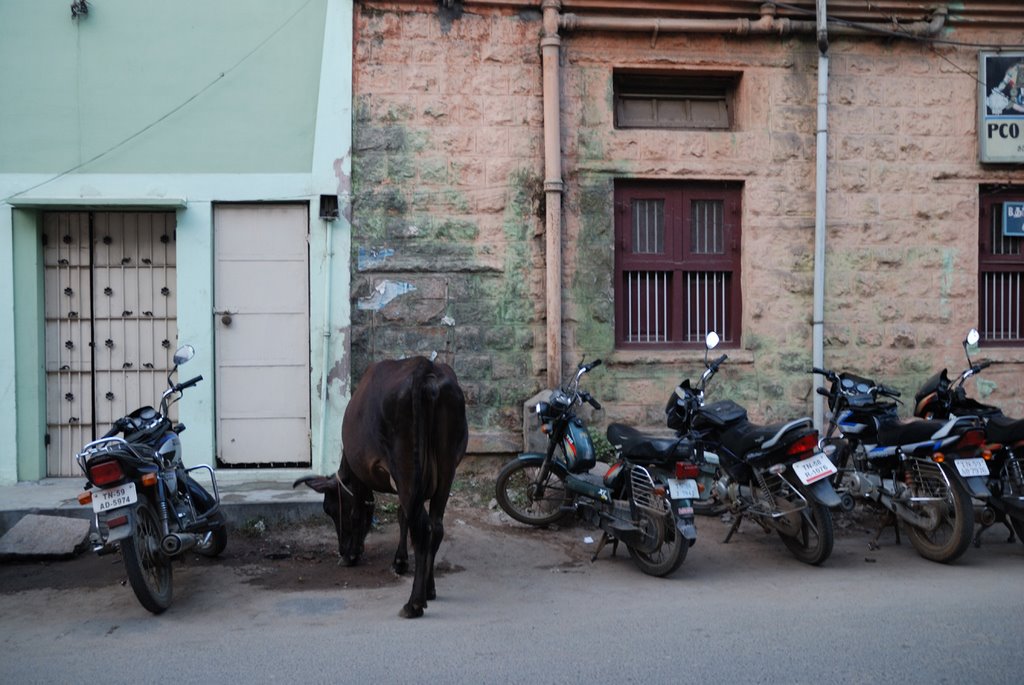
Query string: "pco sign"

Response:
xmin=979 ymin=52 xmax=1024 ymax=164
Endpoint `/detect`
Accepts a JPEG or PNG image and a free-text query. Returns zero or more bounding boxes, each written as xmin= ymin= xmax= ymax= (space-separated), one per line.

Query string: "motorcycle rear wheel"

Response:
xmin=777 ymin=500 xmax=834 ymax=566
xmin=122 ymin=495 xmax=173 ymax=614
xmin=495 ymin=459 xmax=570 ymax=526
xmin=195 ymin=512 xmax=228 ymax=558
xmin=627 ymin=513 xmax=688 ymax=577
xmin=905 ymin=476 xmax=973 ymax=563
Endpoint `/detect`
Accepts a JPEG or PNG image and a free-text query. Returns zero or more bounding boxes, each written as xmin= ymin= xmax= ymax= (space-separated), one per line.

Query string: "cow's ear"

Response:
xmin=292 ymin=475 xmax=338 ymax=494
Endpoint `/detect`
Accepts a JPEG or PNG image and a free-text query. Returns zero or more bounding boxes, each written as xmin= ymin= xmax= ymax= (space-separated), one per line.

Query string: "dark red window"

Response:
xmin=614 ymin=181 xmax=742 ymax=348
xmin=979 ymin=186 xmax=1024 ymax=345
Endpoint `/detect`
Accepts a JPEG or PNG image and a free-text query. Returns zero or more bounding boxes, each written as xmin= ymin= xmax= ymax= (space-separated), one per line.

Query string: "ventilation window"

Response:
xmin=614 ymin=72 xmax=736 ymax=130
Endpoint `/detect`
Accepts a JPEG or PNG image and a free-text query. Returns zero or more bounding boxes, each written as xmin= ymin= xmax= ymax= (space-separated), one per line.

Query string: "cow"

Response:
xmin=294 ymin=356 xmax=468 ymax=618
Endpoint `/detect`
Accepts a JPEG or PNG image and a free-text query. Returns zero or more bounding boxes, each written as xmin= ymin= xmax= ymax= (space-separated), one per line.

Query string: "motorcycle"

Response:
xmin=913 ymin=328 xmax=1024 ymax=545
xmin=75 ymin=344 xmax=227 ymax=613
xmin=494 ymin=359 xmax=699 ymax=577
xmin=814 ymin=362 xmax=988 ymax=563
xmin=668 ymin=333 xmax=840 ymax=565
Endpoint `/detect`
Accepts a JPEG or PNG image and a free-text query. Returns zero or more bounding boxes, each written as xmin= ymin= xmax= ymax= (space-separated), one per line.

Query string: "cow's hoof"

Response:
xmin=400 ymin=603 xmax=424 ymax=619
xmin=427 ymin=587 xmax=436 ymax=601
xmin=339 ymin=555 xmax=360 ymax=567
xmin=392 ymin=560 xmax=408 ymax=575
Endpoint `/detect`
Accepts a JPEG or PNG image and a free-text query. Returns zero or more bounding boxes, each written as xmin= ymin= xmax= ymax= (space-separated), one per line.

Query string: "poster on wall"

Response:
xmin=980 ymin=52 xmax=1024 ymax=163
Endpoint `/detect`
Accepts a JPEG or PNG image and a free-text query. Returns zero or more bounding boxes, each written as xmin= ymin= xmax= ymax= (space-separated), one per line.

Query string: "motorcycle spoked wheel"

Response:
xmin=494 ymin=459 xmax=570 ymax=526
xmin=121 ymin=495 xmax=173 ymax=614
xmin=904 ymin=476 xmax=973 ymax=563
xmin=775 ymin=498 xmax=834 ymax=566
xmin=626 ymin=509 xmax=688 ymax=577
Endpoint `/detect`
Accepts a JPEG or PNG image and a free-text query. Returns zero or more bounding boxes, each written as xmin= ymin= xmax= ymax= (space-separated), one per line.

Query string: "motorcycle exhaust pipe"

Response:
xmin=975 ymin=506 xmax=997 ymax=527
xmin=161 ymin=532 xmax=198 ymax=556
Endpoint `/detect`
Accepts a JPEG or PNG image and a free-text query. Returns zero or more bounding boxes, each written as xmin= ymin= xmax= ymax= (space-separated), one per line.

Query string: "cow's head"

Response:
xmin=292 ymin=474 xmax=375 ymax=565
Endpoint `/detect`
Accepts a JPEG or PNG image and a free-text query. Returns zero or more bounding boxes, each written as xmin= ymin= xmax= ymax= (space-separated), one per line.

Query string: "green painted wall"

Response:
xmin=12 ymin=210 xmax=46 ymax=481
xmin=0 ymin=0 xmax=326 ymax=174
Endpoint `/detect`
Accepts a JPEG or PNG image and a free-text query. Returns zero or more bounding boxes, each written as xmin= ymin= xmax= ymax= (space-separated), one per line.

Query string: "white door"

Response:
xmin=214 ymin=204 xmax=311 ymax=466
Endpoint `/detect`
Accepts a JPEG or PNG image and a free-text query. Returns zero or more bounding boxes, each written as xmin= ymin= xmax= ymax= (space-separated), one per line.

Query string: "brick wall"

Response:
xmin=352 ymin=2 xmax=1024 ymax=450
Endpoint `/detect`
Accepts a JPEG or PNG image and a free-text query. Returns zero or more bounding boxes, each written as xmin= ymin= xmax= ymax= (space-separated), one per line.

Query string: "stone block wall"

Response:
xmin=352 ymin=2 xmax=1024 ymax=451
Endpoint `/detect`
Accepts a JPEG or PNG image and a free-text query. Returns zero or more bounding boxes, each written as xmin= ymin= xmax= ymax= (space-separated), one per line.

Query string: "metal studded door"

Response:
xmin=43 ymin=212 xmax=177 ymax=476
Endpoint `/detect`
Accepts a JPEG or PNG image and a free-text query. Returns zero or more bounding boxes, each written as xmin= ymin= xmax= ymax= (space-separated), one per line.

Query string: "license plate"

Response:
xmin=792 ymin=452 xmax=838 ymax=485
xmin=668 ymin=478 xmax=699 ymax=500
xmin=954 ymin=457 xmax=989 ymax=478
xmin=92 ymin=482 xmax=137 ymax=513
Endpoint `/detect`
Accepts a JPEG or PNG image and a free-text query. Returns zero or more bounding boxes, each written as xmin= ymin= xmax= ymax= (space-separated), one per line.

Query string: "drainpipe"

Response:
xmin=812 ymin=0 xmax=829 ymax=432
xmin=541 ymin=0 xmax=564 ymax=388
xmin=318 ymin=217 xmax=335 ymax=470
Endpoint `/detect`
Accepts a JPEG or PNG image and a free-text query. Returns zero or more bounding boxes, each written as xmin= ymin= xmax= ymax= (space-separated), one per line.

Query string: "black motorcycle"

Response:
xmin=913 ymin=329 xmax=1024 ymax=545
xmin=76 ymin=344 xmax=226 ymax=613
xmin=814 ymin=363 xmax=988 ymax=563
xmin=495 ymin=359 xmax=699 ymax=577
xmin=668 ymin=333 xmax=840 ymax=565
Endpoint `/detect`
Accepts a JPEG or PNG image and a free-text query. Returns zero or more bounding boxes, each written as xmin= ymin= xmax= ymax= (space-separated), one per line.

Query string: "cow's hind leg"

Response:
xmin=400 ymin=504 xmax=431 ymax=619
xmin=392 ymin=505 xmax=409 ymax=575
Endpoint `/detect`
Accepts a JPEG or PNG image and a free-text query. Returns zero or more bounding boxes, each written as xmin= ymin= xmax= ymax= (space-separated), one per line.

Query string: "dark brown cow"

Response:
xmin=294 ymin=356 xmax=467 ymax=618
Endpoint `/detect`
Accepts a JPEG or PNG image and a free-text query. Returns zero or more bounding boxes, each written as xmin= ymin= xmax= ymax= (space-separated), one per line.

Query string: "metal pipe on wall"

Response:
xmin=812 ymin=0 xmax=829 ymax=432
xmin=541 ymin=0 xmax=564 ymax=389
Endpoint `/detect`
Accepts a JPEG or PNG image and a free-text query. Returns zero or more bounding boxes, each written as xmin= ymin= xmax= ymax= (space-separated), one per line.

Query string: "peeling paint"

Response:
xmin=357 ymin=246 xmax=395 ymax=271
xmin=357 ymin=280 xmax=416 ymax=311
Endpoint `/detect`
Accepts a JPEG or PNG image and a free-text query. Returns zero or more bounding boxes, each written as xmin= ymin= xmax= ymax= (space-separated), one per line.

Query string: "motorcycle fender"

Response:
xmin=805 ymin=478 xmax=842 ymax=509
xmin=962 ymin=475 xmax=991 ymax=499
xmin=669 ymin=499 xmax=698 ymax=541
xmin=97 ymin=505 xmax=138 ymax=544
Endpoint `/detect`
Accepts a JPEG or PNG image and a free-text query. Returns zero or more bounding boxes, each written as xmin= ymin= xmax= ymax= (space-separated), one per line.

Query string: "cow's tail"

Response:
xmin=411 ymin=360 xmax=441 ymax=516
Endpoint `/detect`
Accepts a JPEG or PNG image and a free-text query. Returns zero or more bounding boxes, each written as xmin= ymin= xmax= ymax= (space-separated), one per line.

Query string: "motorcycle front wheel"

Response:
xmin=494 ymin=459 xmax=569 ymax=526
xmin=122 ymin=495 xmax=173 ymax=614
xmin=627 ymin=512 xmax=688 ymax=577
xmin=777 ymin=500 xmax=834 ymax=566
xmin=905 ymin=475 xmax=973 ymax=563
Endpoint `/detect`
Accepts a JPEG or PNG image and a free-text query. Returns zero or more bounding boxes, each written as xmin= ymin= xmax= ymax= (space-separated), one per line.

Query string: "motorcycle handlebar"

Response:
xmin=877 ymin=384 xmax=901 ymax=398
xmin=816 ymin=387 xmax=831 ymax=397
xmin=176 ymin=374 xmax=203 ymax=391
xmin=587 ymin=396 xmax=602 ymax=411
xmin=102 ymin=421 xmax=123 ymax=438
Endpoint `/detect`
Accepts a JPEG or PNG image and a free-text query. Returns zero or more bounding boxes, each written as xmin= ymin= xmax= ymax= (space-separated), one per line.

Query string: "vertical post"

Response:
xmin=541 ymin=0 xmax=563 ymax=388
xmin=812 ymin=0 xmax=829 ymax=431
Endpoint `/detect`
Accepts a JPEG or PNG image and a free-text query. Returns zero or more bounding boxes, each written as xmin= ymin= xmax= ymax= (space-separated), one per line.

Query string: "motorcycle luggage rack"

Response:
xmin=902 ymin=458 xmax=952 ymax=501
xmin=183 ymin=463 xmax=222 ymax=522
xmin=630 ymin=465 xmax=667 ymax=514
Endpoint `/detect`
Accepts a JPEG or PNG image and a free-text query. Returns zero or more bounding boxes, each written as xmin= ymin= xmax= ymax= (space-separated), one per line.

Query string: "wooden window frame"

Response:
xmin=614 ymin=71 xmax=736 ymax=130
xmin=979 ymin=186 xmax=1024 ymax=346
xmin=614 ymin=180 xmax=742 ymax=349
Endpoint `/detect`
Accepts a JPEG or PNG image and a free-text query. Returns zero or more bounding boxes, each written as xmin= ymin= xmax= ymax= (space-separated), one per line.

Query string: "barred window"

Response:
xmin=614 ymin=182 xmax=742 ymax=348
xmin=980 ymin=187 xmax=1024 ymax=344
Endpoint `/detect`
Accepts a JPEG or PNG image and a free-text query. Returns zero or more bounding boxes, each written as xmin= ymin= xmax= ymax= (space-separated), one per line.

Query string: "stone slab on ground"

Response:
xmin=0 ymin=514 xmax=91 ymax=560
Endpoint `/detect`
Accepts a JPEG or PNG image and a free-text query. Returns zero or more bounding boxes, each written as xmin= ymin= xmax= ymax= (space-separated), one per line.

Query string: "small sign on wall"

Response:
xmin=1005 ymin=202 xmax=1024 ymax=237
xmin=980 ymin=52 xmax=1024 ymax=163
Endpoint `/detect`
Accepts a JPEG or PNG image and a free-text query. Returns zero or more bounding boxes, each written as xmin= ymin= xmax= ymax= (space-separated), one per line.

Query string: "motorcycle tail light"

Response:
xmin=786 ymin=433 xmax=819 ymax=458
xmin=141 ymin=472 xmax=158 ymax=487
xmin=953 ymin=429 xmax=986 ymax=455
xmin=88 ymin=459 xmax=124 ymax=487
xmin=675 ymin=462 xmax=699 ymax=479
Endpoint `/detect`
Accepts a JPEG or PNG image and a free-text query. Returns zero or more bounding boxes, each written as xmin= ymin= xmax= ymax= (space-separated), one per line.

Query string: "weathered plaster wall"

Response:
xmin=352 ymin=2 xmax=1024 ymax=449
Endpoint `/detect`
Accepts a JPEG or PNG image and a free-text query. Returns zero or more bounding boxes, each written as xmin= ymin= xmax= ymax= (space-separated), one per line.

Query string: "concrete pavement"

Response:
xmin=0 ymin=470 xmax=328 ymax=553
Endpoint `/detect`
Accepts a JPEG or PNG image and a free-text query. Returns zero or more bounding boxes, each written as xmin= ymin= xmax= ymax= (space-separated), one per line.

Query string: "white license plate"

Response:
xmin=667 ymin=478 xmax=700 ymax=500
xmin=954 ymin=457 xmax=989 ymax=478
xmin=792 ymin=452 xmax=838 ymax=485
xmin=92 ymin=482 xmax=137 ymax=513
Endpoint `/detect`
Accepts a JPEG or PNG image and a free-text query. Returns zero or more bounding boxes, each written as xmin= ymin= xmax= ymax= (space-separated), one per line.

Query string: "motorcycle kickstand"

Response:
xmin=723 ymin=512 xmax=744 ymax=544
xmin=869 ymin=511 xmax=899 ymax=551
xmin=590 ymin=532 xmax=618 ymax=562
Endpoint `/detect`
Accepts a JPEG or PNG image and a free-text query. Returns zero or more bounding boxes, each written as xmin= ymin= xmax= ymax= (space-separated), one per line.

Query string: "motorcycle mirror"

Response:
xmin=173 ymin=344 xmax=195 ymax=366
xmin=965 ymin=329 xmax=980 ymax=348
xmin=705 ymin=331 xmax=720 ymax=350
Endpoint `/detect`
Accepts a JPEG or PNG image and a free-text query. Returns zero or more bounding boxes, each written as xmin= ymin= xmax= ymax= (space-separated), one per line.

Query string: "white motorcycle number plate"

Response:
xmin=792 ymin=453 xmax=837 ymax=485
xmin=954 ymin=458 xmax=989 ymax=478
xmin=668 ymin=478 xmax=700 ymax=500
xmin=92 ymin=482 xmax=137 ymax=513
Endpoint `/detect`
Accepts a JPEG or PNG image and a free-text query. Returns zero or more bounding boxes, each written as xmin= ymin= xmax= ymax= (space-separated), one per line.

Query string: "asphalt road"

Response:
xmin=1 ymin=507 xmax=1021 ymax=685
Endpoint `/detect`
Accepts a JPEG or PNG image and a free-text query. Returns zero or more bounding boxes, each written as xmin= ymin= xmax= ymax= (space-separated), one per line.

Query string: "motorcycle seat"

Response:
xmin=718 ymin=418 xmax=814 ymax=461
xmin=986 ymin=415 xmax=1024 ymax=444
xmin=875 ymin=418 xmax=953 ymax=448
xmin=606 ymin=423 xmax=695 ymax=462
